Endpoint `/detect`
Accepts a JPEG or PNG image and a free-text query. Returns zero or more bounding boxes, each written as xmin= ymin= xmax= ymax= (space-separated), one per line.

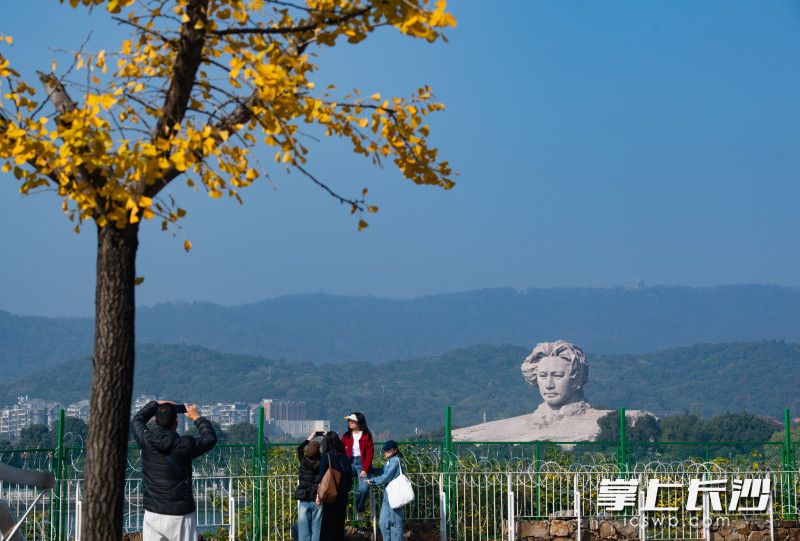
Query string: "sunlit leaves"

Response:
xmin=2 ymin=0 xmax=456 ymax=236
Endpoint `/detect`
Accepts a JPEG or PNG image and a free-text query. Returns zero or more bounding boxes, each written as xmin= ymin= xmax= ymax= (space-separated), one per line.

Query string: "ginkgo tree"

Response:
xmin=0 ymin=0 xmax=455 ymax=537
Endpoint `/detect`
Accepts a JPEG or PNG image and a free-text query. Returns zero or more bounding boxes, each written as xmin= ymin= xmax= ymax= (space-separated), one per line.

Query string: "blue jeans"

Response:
xmin=351 ymin=456 xmax=371 ymax=513
xmin=379 ymin=496 xmax=404 ymax=541
xmin=297 ymin=500 xmax=322 ymax=541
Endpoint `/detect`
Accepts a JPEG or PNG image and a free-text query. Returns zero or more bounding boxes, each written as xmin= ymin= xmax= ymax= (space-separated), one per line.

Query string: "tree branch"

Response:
xmin=293 ymin=162 xmax=365 ymax=211
xmin=143 ymin=90 xmax=259 ymax=198
xmin=211 ymin=7 xmax=369 ymax=36
xmin=141 ymin=0 xmax=209 ymax=198
xmin=36 ymin=71 xmax=108 ymax=190
xmin=38 ymin=72 xmax=78 ymax=115
xmin=153 ymin=0 xmax=209 ymax=142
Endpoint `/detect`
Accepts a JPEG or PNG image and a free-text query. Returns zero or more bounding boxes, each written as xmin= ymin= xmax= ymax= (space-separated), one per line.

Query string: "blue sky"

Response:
xmin=1 ymin=1 xmax=799 ymax=317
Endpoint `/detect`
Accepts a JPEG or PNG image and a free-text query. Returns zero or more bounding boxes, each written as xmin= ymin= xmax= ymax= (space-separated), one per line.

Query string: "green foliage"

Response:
xmin=656 ymin=412 xmax=779 ymax=442
xmin=660 ymin=413 xmax=706 ymax=441
xmin=596 ymin=411 xmax=785 ymax=467
xmin=226 ymin=422 xmax=259 ymax=445
xmin=597 ymin=411 xmax=662 ymax=442
xmin=1 ymin=341 xmax=798 ymax=438
xmin=57 ymin=416 xmax=88 ymax=446
xmin=17 ymin=424 xmax=54 ymax=449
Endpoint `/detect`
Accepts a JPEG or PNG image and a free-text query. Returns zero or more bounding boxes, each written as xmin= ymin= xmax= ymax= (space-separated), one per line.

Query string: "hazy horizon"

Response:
xmin=2 ymin=281 xmax=799 ymax=318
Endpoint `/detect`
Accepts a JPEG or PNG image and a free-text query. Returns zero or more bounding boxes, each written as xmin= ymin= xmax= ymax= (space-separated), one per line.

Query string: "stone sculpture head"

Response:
xmin=521 ymin=340 xmax=588 ymax=409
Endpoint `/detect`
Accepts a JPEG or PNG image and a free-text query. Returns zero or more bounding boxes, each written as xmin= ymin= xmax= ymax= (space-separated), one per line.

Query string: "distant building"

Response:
xmin=268 ymin=419 xmax=331 ymax=439
xmin=0 ymin=396 xmax=63 ymax=440
xmin=66 ymin=399 xmax=91 ymax=423
xmin=245 ymin=399 xmax=329 ymax=438
xmin=257 ymin=399 xmax=307 ymax=422
xmin=199 ymin=402 xmax=250 ymax=430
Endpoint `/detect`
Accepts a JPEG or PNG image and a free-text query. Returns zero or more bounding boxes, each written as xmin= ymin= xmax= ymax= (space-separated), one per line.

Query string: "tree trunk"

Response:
xmin=82 ymin=223 xmax=139 ymax=540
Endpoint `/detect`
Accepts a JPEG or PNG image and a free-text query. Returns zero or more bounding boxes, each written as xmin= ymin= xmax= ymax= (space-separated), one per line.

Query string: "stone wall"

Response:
xmin=124 ymin=518 xmax=800 ymax=541
xmin=516 ymin=518 xmax=800 ymax=541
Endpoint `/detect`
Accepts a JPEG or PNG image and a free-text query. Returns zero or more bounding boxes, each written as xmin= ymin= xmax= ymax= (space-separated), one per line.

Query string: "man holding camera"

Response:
xmin=131 ymin=400 xmax=217 ymax=541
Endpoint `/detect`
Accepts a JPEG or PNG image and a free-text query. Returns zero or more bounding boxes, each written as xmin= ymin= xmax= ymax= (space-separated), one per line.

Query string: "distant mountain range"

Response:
xmin=1 ymin=341 xmax=796 ymax=438
xmin=2 ymin=284 xmax=800 ymax=381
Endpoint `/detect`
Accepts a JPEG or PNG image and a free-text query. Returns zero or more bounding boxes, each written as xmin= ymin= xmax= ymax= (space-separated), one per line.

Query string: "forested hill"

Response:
xmin=1 ymin=341 xmax=797 ymax=438
xmin=3 ymin=284 xmax=800 ymax=378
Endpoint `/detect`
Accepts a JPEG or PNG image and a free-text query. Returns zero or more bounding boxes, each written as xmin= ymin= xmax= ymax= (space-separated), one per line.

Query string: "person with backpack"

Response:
xmin=295 ymin=431 xmax=323 ymax=541
xmin=340 ymin=412 xmax=374 ymax=520
xmin=315 ymin=431 xmax=353 ymax=541
xmin=366 ymin=440 xmax=405 ymax=541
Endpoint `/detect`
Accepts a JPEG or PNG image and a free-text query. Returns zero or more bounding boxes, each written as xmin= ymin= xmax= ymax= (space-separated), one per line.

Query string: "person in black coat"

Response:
xmin=314 ymin=431 xmax=353 ymax=541
xmin=131 ymin=400 xmax=217 ymax=541
xmin=295 ymin=433 xmax=323 ymax=541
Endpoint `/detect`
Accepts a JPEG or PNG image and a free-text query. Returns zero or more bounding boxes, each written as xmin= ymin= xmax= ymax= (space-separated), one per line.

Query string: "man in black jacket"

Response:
xmin=131 ymin=400 xmax=217 ymax=541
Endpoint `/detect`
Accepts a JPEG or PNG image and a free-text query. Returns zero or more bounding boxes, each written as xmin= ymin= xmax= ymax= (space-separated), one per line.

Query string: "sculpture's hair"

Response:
xmin=521 ymin=340 xmax=588 ymax=390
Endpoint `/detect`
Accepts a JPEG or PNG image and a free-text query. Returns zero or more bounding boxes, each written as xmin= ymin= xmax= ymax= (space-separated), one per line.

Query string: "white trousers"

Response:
xmin=143 ymin=510 xmax=197 ymax=541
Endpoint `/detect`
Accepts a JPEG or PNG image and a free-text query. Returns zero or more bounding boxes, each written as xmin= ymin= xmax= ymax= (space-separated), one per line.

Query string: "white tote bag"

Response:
xmin=385 ymin=460 xmax=415 ymax=509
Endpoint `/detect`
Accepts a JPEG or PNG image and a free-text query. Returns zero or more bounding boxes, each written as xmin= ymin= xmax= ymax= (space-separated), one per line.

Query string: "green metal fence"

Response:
xmin=1 ymin=406 xmax=798 ymax=540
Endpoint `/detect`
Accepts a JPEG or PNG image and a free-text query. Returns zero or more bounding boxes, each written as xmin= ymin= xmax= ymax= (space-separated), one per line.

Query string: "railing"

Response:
xmin=5 ymin=466 xmax=797 ymax=541
xmin=1 ymin=406 xmax=798 ymax=540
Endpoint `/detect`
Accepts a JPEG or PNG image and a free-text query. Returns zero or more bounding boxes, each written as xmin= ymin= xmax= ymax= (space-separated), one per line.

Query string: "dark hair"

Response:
xmin=322 ymin=431 xmax=346 ymax=454
xmin=344 ymin=411 xmax=371 ymax=437
xmin=155 ymin=403 xmax=178 ymax=429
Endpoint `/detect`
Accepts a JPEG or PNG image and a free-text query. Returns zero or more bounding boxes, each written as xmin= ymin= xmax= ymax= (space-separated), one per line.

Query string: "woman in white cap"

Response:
xmin=340 ymin=412 xmax=374 ymax=520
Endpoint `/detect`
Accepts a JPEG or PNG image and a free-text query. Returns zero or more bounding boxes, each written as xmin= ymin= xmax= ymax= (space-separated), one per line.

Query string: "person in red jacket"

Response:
xmin=341 ymin=411 xmax=375 ymax=520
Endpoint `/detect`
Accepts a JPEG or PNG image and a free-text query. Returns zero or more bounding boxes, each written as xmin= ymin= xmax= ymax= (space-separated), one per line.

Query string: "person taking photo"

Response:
xmin=131 ymin=400 xmax=217 ymax=541
xmin=295 ymin=431 xmax=323 ymax=541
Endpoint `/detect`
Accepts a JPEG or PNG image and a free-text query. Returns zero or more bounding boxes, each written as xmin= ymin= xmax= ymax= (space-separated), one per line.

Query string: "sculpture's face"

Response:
xmin=536 ymin=355 xmax=579 ymax=408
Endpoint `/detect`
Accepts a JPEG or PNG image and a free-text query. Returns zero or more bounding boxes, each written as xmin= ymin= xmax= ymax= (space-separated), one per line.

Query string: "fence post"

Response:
xmin=768 ymin=488 xmax=775 ymax=541
xmin=535 ymin=441 xmax=541 ymax=517
xmin=784 ymin=409 xmax=793 ymax=470
xmin=439 ymin=473 xmax=447 ymax=541
xmin=638 ymin=479 xmax=645 ymax=541
xmin=257 ymin=406 xmax=265 ymax=473
xmin=573 ymin=473 xmax=580 ymax=541
xmin=444 ymin=405 xmax=452 ymax=540
xmin=617 ymin=408 xmax=627 ymax=473
xmin=256 ymin=405 xmax=265 ymax=540
xmin=52 ymin=408 xmax=65 ymax=541
xmin=228 ymin=477 xmax=236 ymax=541
xmin=784 ymin=408 xmax=795 ymax=522
xmin=507 ymin=472 xmax=516 ymax=541
xmin=75 ymin=482 xmax=81 ymax=541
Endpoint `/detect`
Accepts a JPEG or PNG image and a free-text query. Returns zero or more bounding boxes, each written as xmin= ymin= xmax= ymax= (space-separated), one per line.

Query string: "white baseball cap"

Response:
xmin=344 ymin=414 xmax=359 ymax=422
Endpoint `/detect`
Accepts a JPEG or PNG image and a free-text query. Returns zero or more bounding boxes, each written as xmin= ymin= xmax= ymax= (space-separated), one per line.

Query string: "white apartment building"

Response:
xmin=0 ymin=396 xmax=63 ymax=440
xmin=199 ymin=402 xmax=250 ymax=430
xmin=66 ymin=399 xmax=91 ymax=423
